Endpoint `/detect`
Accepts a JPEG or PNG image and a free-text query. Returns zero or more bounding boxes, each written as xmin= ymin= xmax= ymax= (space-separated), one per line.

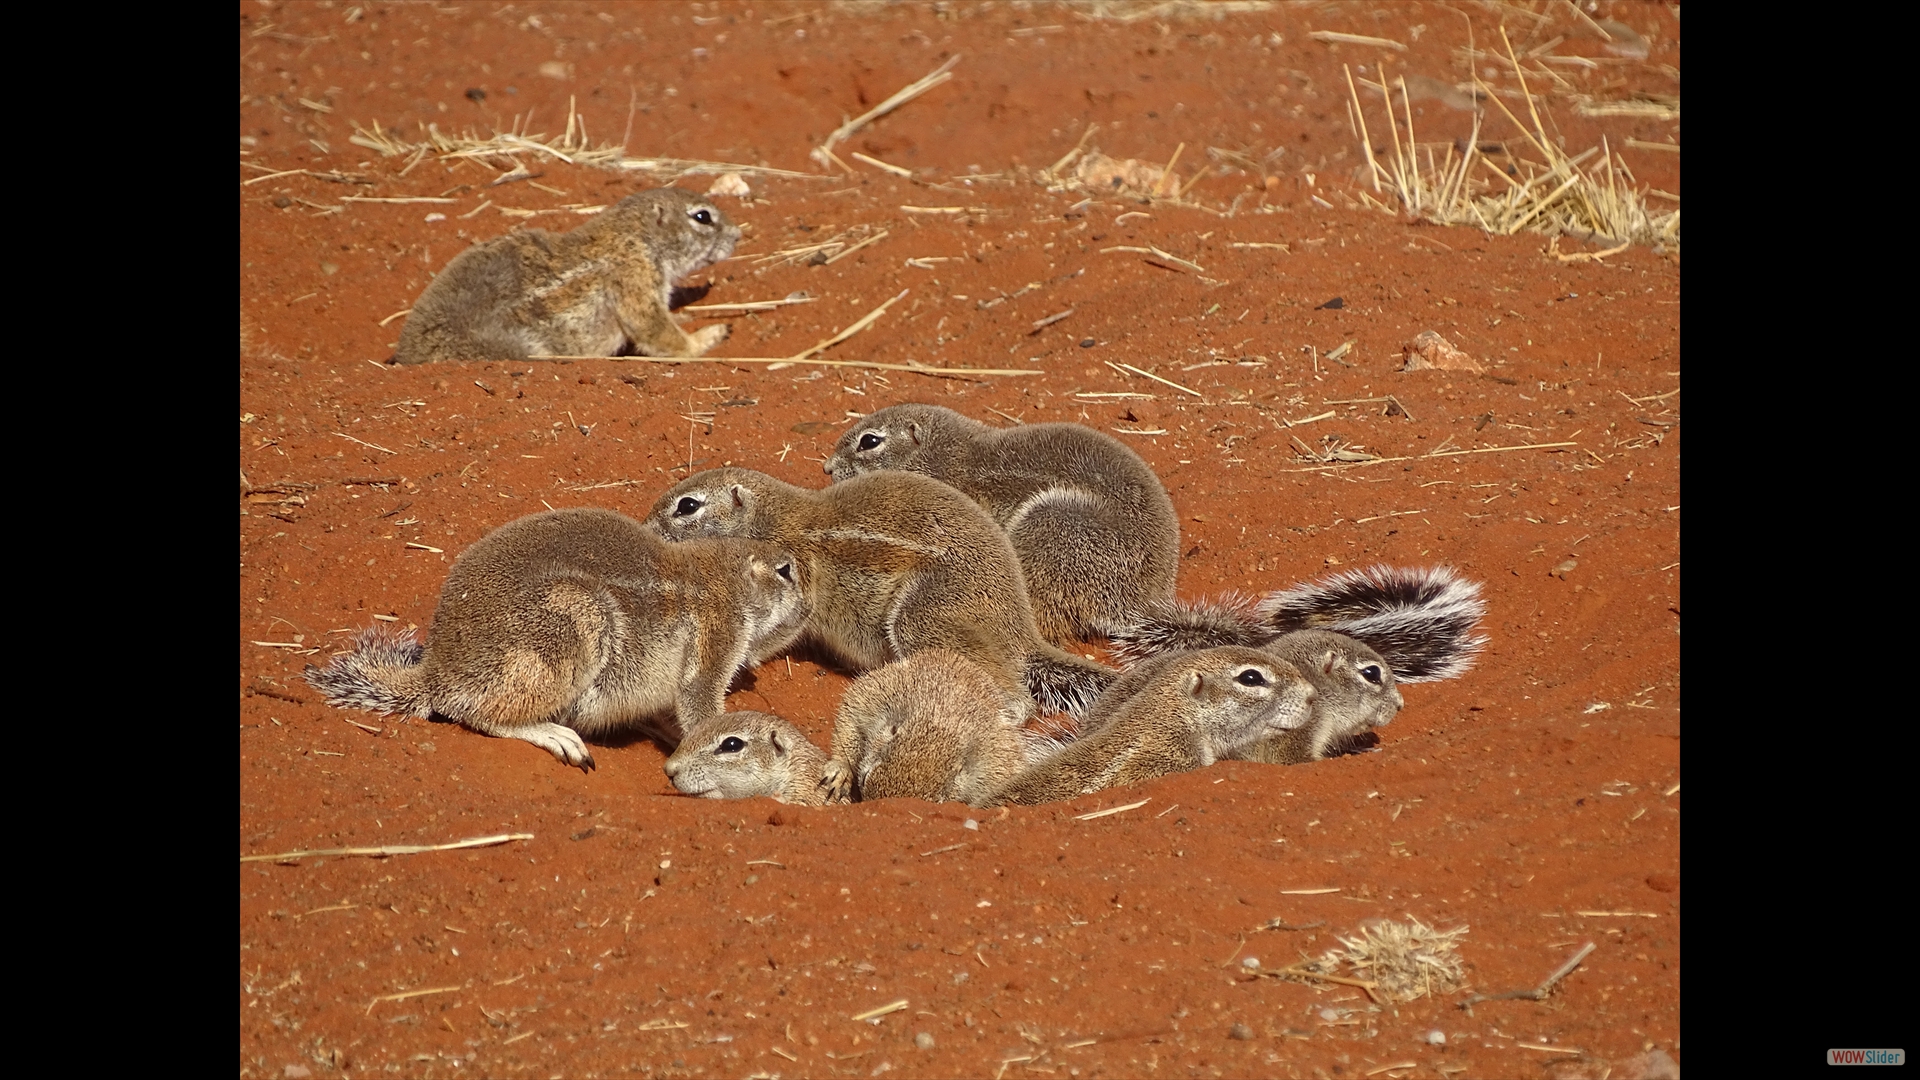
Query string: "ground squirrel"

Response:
xmin=987 ymin=647 xmax=1315 ymax=806
xmin=1233 ymin=630 xmax=1403 ymax=764
xmin=822 ymin=650 xmax=1040 ymax=806
xmin=644 ymin=468 xmax=1117 ymax=715
xmin=663 ymin=712 xmax=831 ymax=806
xmin=304 ymin=508 xmax=807 ymax=770
xmin=1109 ymin=565 xmax=1488 ymax=682
xmin=822 ymin=403 xmax=1180 ymax=644
xmin=392 ymin=187 xmax=739 ymax=365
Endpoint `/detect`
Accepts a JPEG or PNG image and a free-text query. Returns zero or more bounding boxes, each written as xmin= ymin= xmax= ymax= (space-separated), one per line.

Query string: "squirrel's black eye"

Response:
xmin=1359 ymin=664 xmax=1383 ymax=685
xmin=717 ymin=736 xmax=746 ymax=754
xmin=1235 ymin=668 xmax=1269 ymax=687
xmin=775 ymin=562 xmax=795 ymax=583
xmin=691 ymin=209 xmax=714 ymax=226
xmin=858 ymin=432 xmax=885 ymax=451
xmin=674 ymin=496 xmax=703 ymax=517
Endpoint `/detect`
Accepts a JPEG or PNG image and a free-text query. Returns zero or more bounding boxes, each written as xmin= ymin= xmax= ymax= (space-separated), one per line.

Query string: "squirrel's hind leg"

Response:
xmin=461 ymin=717 xmax=595 ymax=771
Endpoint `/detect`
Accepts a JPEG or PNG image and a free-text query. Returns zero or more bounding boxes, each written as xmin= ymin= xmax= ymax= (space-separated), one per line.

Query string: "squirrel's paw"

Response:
xmin=686 ymin=322 xmax=730 ymax=356
xmin=514 ymin=722 xmax=596 ymax=772
xmin=819 ymin=758 xmax=854 ymax=803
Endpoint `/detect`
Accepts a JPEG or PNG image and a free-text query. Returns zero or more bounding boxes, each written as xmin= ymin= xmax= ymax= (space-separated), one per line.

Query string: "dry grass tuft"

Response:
xmin=1344 ymin=28 xmax=1677 ymax=251
xmin=1309 ymin=917 xmax=1468 ymax=1003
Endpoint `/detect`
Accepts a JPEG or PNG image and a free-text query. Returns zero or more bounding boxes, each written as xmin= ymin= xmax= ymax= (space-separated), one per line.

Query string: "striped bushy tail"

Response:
xmin=1024 ymin=647 xmax=1119 ymax=717
xmin=1104 ymin=593 xmax=1265 ymax=666
xmin=1254 ymin=565 xmax=1487 ymax=682
xmin=302 ymin=626 xmax=431 ymax=716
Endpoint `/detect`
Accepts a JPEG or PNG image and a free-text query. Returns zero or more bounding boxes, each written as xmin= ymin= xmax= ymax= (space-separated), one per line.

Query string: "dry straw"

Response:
xmin=1344 ymin=26 xmax=1677 ymax=251
xmin=349 ymin=95 xmax=825 ymax=182
xmin=1312 ymin=917 xmax=1468 ymax=1003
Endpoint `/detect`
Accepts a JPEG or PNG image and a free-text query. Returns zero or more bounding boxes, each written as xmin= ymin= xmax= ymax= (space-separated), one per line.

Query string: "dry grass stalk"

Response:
xmin=681 ymin=296 xmax=818 ymax=314
xmin=528 ymin=354 xmax=1039 ymax=379
xmin=849 ymin=999 xmax=910 ymax=1022
xmin=791 ymin=289 xmax=908 ymax=360
xmin=851 ymin=151 xmax=913 ymax=177
xmin=1342 ymin=29 xmax=1677 ymax=251
xmin=1073 ymin=1 xmax=1274 ymax=22
xmin=1073 ymin=798 xmax=1150 ymax=820
xmin=812 ymin=55 xmax=960 ymax=171
xmin=1310 ymin=30 xmax=1408 ymax=51
xmin=241 ymin=833 xmax=534 ymax=863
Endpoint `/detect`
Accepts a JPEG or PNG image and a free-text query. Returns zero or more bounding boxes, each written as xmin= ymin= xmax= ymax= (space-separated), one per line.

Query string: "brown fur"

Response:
xmin=644 ymin=468 xmax=1116 ymax=715
xmin=393 ymin=187 xmax=739 ymax=364
xmin=304 ymin=508 xmax=807 ymax=769
xmin=664 ymin=712 xmax=831 ymax=806
xmin=988 ymin=647 xmax=1314 ymax=806
xmin=823 ymin=403 xmax=1180 ymax=643
xmin=823 ymin=650 xmax=1035 ymax=807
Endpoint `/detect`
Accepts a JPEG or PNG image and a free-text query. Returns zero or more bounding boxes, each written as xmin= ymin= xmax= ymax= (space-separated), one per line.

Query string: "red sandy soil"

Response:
xmin=240 ymin=4 xmax=1679 ymax=1078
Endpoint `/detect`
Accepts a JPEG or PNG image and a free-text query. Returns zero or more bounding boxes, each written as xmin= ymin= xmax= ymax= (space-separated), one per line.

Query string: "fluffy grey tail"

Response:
xmin=1105 ymin=592 xmax=1264 ymax=666
xmin=1254 ymin=565 xmax=1487 ymax=682
xmin=1024 ymin=647 xmax=1119 ymax=717
xmin=302 ymin=626 xmax=430 ymax=716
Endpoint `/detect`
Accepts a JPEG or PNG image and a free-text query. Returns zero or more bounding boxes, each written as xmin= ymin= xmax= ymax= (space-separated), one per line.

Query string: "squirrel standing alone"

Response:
xmin=822 ymin=403 xmax=1180 ymax=644
xmin=303 ymin=508 xmax=807 ymax=770
xmin=644 ymin=468 xmax=1117 ymax=716
xmin=392 ymin=187 xmax=739 ymax=364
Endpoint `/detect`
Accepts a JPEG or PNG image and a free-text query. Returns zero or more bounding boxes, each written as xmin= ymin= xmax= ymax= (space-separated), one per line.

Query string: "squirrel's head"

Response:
xmin=823 ymin=403 xmax=957 ymax=481
xmin=1265 ymin=629 xmax=1404 ymax=739
xmin=737 ymin=542 xmax=810 ymax=660
xmin=1172 ymin=648 xmax=1315 ymax=763
xmin=631 ymin=186 xmax=742 ymax=279
xmin=648 ymin=468 xmax=781 ymax=541
xmin=664 ymin=712 xmax=814 ymax=801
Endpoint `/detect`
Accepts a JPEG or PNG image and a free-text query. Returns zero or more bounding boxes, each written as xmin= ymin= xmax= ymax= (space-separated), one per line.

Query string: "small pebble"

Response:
xmin=1079 ymin=337 xmax=1097 ymax=348
xmin=1240 ymin=956 xmax=1261 ymax=969
xmin=1318 ymin=1007 xmax=1341 ymax=1022
xmin=1426 ymin=1029 xmax=1447 ymax=1046
xmin=914 ymin=1032 xmax=935 ymax=1050
xmin=1228 ymin=1023 xmax=1254 ymax=1041
xmin=963 ymin=819 xmax=979 ymax=831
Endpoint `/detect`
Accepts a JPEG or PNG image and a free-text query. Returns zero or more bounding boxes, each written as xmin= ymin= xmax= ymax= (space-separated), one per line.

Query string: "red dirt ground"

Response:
xmin=240 ymin=4 xmax=1679 ymax=1077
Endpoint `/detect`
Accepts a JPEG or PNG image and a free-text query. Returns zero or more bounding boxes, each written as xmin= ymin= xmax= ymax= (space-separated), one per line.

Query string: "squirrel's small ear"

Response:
xmin=1322 ymin=651 xmax=1337 ymax=675
xmin=655 ymin=203 xmax=668 ymax=226
xmin=907 ymin=422 xmax=922 ymax=446
xmin=769 ymin=728 xmax=790 ymax=757
xmin=1187 ymin=671 xmax=1205 ymax=698
xmin=730 ymin=485 xmax=746 ymax=509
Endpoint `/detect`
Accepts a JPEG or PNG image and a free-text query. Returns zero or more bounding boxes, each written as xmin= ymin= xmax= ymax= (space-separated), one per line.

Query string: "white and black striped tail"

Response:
xmin=1105 ymin=593 xmax=1264 ymax=666
xmin=1024 ymin=648 xmax=1119 ymax=717
xmin=1255 ymin=565 xmax=1487 ymax=682
xmin=302 ymin=626 xmax=429 ymax=715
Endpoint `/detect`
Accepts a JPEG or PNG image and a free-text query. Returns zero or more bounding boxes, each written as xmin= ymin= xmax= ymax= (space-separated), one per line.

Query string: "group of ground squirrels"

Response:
xmin=307 ymin=186 xmax=1489 ymax=808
